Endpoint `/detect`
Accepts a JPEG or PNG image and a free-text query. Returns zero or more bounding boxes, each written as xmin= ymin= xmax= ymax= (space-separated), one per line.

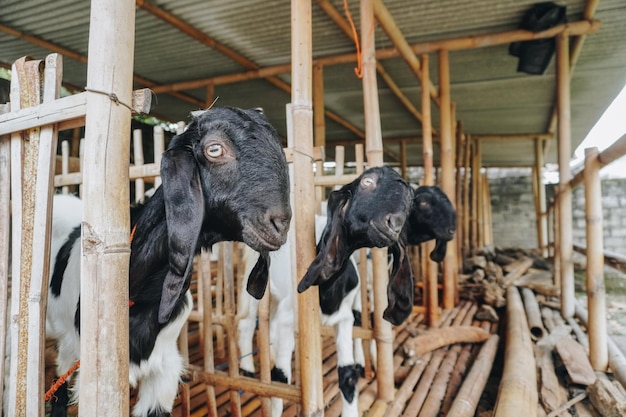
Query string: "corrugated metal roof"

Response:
xmin=1 ymin=0 xmax=625 ymax=169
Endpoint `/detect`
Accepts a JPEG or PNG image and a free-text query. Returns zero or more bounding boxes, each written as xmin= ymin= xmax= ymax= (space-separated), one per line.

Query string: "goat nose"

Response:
xmin=265 ymin=208 xmax=291 ymax=236
xmin=385 ymin=212 xmax=405 ymax=235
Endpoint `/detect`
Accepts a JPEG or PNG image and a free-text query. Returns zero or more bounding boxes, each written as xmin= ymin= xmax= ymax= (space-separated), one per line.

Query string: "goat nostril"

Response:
xmin=386 ymin=213 xmax=405 ymax=234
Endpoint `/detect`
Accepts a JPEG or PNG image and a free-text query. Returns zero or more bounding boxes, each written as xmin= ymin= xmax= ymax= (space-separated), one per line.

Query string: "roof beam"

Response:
xmin=137 ymin=0 xmax=364 ymax=138
xmin=0 ymin=23 xmax=204 ymax=108
xmin=314 ymin=0 xmax=425 ymax=126
xmin=151 ymin=19 xmax=599 ymax=94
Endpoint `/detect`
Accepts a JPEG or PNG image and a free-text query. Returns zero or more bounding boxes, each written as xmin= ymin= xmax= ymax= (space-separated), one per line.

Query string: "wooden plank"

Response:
xmin=554 ymin=336 xmax=597 ymax=386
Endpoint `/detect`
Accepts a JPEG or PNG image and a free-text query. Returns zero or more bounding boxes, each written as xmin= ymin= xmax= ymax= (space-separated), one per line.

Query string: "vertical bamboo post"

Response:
xmin=133 ymin=129 xmax=145 ymax=202
xmin=201 ymin=248 xmax=219 ymax=416
xmin=534 ymin=139 xmax=549 ymax=257
xmin=10 ymin=54 xmax=61 ymax=417
xmin=584 ymin=147 xmax=608 ymax=371
xmin=421 ymin=53 xmax=439 ymax=326
xmin=80 ymin=1 xmax=135 ymax=415
xmin=361 ymin=0 xmax=394 ymax=404
xmin=400 ymin=139 xmax=407 ymax=179
xmin=438 ymin=49 xmax=457 ymax=310
xmin=313 ymin=63 xmax=325 ymax=148
xmin=470 ymin=139 xmax=480 ymax=251
xmin=553 ymin=195 xmax=561 ymax=288
xmin=455 ymin=124 xmax=464 ymax=270
xmin=481 ymin=173 xmax=493 ymax=246
xmin=0 ymin=103 xmax=11 ymax=416
xmin=462 ymin=135 xmax=471 ymax=256
xmin=290 ymin=0 xmax=324 ymax=414
xmin=153 ymin=125 xmax=164 ymax=189
xmin=223 ymin=242 xmax=243 ymax=416
xmin=473 ymin=140 xmax=483 ymax=249
xmin=556 ymin=33 xmax=575 ymax=319
xmin=61 ymin=140 xmax=70 ymax=194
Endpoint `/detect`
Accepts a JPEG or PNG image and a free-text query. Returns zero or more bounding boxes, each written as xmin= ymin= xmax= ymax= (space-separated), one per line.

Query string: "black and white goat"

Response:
xmin=238 ymin=166 xmax=414 ymax=417
xmin=45 ymin=107 xmax=292 ymax=417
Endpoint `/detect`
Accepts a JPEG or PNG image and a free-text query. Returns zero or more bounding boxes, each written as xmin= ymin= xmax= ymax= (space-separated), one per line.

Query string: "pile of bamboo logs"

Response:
xmin=459 ymin=246 xmax=555 ymax=311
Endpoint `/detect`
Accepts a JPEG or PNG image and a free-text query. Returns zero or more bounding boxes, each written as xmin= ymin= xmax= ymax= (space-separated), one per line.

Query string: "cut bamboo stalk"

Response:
xmin=403 ymin=325 xmax=490 ymax=358
xmin=521 ymin=288 xmax=546 ymax=341
xmin=584 ymin=147 xmax=608 ymax=371
xmin=446 ymin=334 xmax=500 ymax=417
xmin=494 ymin=286 xmax=538 ymax=417
xmin=258 ymin=269 xmax=272 ymax=417
xmin=470 ymin=139 xmax=481 ymax=250
xmin=502 ymin=258 xmax=534 ymax=287
xmin=418 ymin=305 xmax=479 ymax=417
xmin=462 ymin=134 xmax=471 ymax=257
xmin=556 ymin=33 xmax=575 ymax=319
xmin=534 ymin=139 xmax=549 ymax=257
xmin=313 ymin=63 xmax=325 ymax=148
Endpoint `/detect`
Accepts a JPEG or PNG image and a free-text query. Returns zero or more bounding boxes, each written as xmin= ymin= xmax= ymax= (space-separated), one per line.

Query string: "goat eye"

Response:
xmin=361 ymin=177 xmax=376 ymax=188
xmin=205 ymin=143 xmax=224 ymax=158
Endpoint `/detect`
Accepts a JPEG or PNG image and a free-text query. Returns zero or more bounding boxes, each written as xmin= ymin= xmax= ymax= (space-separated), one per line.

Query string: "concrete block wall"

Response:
xmin=488 ymin=172 xmax=626 ymax=254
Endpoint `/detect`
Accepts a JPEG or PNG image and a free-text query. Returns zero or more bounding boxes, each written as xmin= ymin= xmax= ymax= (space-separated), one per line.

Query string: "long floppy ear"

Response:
xmin=383 ymin=241 xmax=414 ymax=326
xmin=297 ymin=188 xmax=352 ymax=293
xmin=430 ymin=239 xmax=447 ymax=262
xmin=246 ymin=252 xmax=270 ymax=299
xmin=158 ymin=144 xmax=204 ymax=324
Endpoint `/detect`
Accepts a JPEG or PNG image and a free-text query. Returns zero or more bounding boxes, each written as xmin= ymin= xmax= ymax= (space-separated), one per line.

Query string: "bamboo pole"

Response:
xmin=446 ymin=335 xmax=500 ymax=417
xmin=462 ymin=135 xmax=471 ymax=257
xmin=420 ymin=53 xmax=439 ymax=326
xmin=132 ymin=129 xmax=145 ymax=202
xmin=290 ymin=0 xmax=324 ymax=413
xmin=418 ymin=305 xmax=479 ymax=417
xmin=534 ymin=139 xmax=549 ymax=257
xmin=494 ymin=286 xmax=538 ymax=417
xmin=0 ymin=105 xmax=9 ymax=416
xmin=10 ymin=54 xmax=62 ymax=417
xmin=361 ymin=0 xmax=394 ymax=404
xmin=201 ymin=249 xmax=219 ymax=416
xmin=481 ymin=173 xmax=493 ymax=246
xmin=455 ymin=125 xmax=464 ymax=269
xmin=584 ymin=147 xmax=608 ymax=371
xmin=520 ymin=288 xmax=546 ymax=341
xmin=439 ymin=49 xmax=457 ymax=310
xmin=470 ymin=139 xmax=481 ymax=250
xmin=574 ymin=301 xmax=626 ymax=389
xmin=80 ymin=1 xmax=135 ymax=415
xmin=258 ymin=265 xmax=273 ymax=416
xmin=61 ymin=140 xmax=70 ymax=194
xmin=313 ymin=63 xmax=325 ymax=148
xmin=556 ymin=33 xmax=575 ymax=319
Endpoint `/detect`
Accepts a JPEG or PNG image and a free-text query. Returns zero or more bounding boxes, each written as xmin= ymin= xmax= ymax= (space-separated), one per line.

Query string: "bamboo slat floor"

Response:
xmin=168 ymin=300 xmax=498 ymax=417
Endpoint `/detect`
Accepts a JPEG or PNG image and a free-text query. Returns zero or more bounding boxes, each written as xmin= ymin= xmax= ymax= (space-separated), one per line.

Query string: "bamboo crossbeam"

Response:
xmin=148 ymin=20 xmax=599 ymax=94
xmin=186 ymin=366 xmax=302 ymax=403
xmin=570 ymin=133 xmax=626 ymax=189
xmin=494 ymin=286 xmax=538 ymax=417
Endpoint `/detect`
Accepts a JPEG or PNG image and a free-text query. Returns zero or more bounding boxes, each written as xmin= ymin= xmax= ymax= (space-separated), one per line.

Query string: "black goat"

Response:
xmin=46 ymin=107 xmax=291 ymax=417
xmin=384 ymin=185 xmax=457 ymax=325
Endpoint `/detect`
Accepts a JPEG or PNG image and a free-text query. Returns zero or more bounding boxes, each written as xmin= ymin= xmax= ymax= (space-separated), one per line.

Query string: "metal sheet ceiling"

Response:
xmin=1 ymin=0 xmax=625 ymax=169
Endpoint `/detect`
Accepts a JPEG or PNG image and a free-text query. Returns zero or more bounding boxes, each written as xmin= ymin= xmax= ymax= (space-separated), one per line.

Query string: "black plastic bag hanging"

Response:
xmin=509 ymin=2 xmax=567 ymax=75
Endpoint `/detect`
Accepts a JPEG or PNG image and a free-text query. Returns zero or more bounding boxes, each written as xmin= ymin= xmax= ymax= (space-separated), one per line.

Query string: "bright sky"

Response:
xmin=570 ymin=82 xmax=626 ymax=178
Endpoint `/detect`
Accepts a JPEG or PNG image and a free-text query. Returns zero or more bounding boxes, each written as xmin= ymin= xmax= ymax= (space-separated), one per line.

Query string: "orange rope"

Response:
xmin=343 ymin=0 xmax=363 ymax=78
xmin=44 ymin=360 xmax=80 ymax=402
